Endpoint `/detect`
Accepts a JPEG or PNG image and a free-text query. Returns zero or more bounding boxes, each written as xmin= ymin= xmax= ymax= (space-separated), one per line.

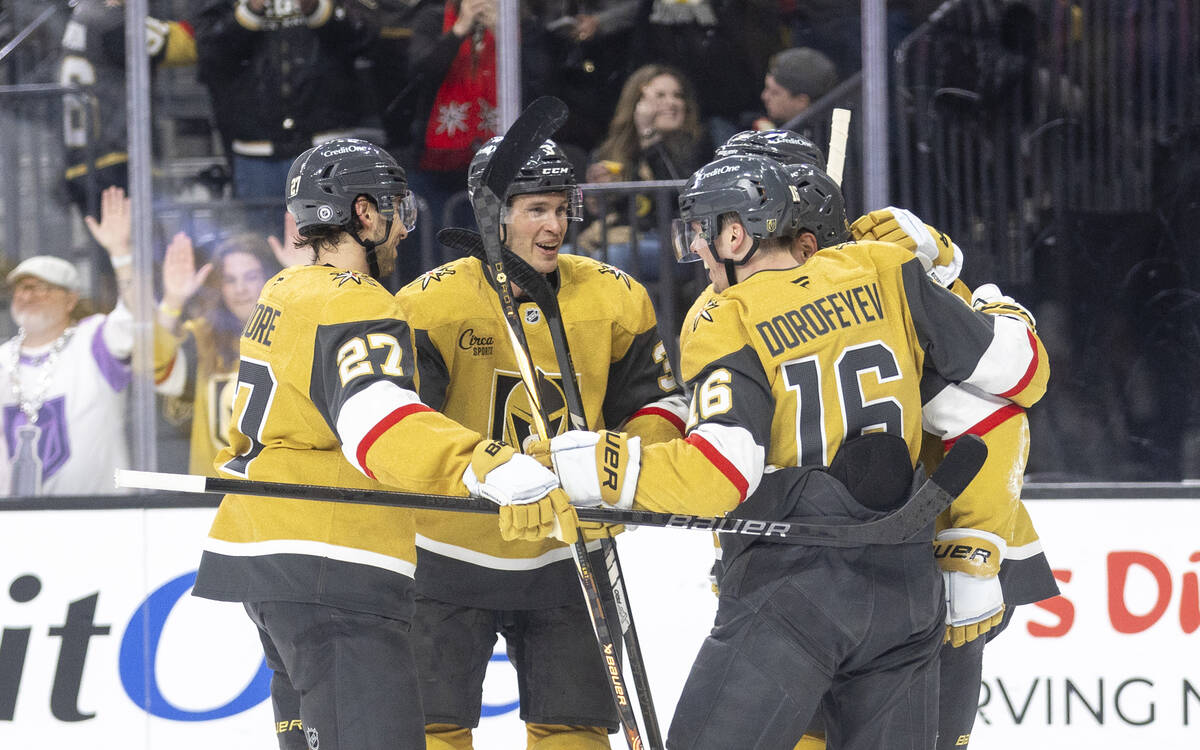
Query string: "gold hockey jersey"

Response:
xmin=637 ymin=241 xmax=1049 ymax=518
xmin=193 ymin=265 xmax=486 ymax=619
xmin=396 ymin=253 xmax=687 ymax=609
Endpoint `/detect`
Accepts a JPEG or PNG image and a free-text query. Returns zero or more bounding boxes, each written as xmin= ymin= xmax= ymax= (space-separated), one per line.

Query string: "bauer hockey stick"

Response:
xmin=471 ymin=96 xmax=649 ymax=750
xmin=116 ymin=434 xmax=985 ymax=544
xmin=827 ymin=107 xmax=852 ymax=187
xmin=457 ymin=229 xmax=665 ymax=748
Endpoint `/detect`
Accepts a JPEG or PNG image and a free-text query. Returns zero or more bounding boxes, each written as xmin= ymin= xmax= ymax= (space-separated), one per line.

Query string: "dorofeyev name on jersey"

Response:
xmin=756 ymin=281 xmax=884 ymax=357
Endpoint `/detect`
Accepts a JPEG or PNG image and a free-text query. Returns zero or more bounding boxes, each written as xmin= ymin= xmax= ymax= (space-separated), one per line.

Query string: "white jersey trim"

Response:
xmin=415 ymin=533 xmax=602 ymax=571
xmin=1006 ymin=539 xmax=1045 ymax=561
xmin=336 ymin=380 xmax=426 ymax=473
xmin=689 ymin=421 xmax=766 ymax=498
xmin=922 ymin=383 xmax=1009 ymax=440
xmin=964 ymin=315 xmax=1036 ymax=396
xmin=204 ymin=537 xmax=416 ymax=578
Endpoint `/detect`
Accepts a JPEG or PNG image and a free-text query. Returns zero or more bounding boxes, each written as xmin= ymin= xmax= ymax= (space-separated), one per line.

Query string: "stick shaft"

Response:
xmin=827 ymin=107 xmax=852 ymax=186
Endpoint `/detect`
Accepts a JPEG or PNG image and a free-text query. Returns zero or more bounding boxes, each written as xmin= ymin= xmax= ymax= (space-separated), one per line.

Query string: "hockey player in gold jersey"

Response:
xmin=191 ymin=139 xmax=577 ymax=750
xmin=850 ymin=206 xmax=1059 ymax=750
xmin=534 ymin=154 xmax=1050 ymax=749
xmin=705 ymin=132 xmax=1059 ymax=749
xmin=395 ymin=137 xmax=688 ymax=750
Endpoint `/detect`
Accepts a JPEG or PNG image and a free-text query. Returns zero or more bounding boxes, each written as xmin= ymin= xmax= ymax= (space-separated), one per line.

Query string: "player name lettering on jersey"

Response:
xmin=755 ymin=282 xmax=884 ymax=356
xmin=242 ymin=303 xmax=282 ymax=346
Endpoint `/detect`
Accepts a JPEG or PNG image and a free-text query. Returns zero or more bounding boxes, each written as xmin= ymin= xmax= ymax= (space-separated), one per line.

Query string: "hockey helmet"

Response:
xmin=786 ymin=164 xmax=849 ymax=248
xmin=673 ymin=154 xmax=799 ymax=260
xmin=286 ymin=138 xmax=416 ymax=236
xmin=715 ymin=129 xmax=825 ymax=170
xmin=467 ymin=136 xmax=583 ymax=221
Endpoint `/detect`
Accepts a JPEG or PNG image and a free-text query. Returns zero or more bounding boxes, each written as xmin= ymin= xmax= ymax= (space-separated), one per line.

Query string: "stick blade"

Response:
xmin=480 ymin=96 xmax=569 ymax=201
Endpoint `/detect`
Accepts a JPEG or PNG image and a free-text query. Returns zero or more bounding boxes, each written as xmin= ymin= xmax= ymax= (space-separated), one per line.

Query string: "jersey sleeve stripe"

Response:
xmin=685 ymin=432 xmax=750 ymax=502
xmin=964 ymin=316 xmax=1039 ymax=397
xmin=336 ymin=380 xmax=431 ymax=477
xmin=942 ymin=403 xmax=1024 ymax=450
xmin=357 ymin=403 xmax=435 ymax=479
xmin=996 ymin=327 xmax=1040 ymax=399
xmin=922 ymin=383 xmax=1010 ymax=440
xmin=630 ymin=405 xmax=687 ymax=434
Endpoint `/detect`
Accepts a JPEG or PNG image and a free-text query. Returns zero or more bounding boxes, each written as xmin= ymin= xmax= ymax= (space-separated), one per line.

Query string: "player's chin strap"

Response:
xmin=720 ymin=236 xmax=761 ymax=288
xmin=349 ymin=217 xmax=392 ymax=281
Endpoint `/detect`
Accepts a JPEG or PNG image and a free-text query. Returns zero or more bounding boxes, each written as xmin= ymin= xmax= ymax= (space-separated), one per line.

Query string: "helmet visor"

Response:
xmin=378 ymin=191 xmax=418 ymax=232
xmin=671 ymin=217 xmax=714 ymax=263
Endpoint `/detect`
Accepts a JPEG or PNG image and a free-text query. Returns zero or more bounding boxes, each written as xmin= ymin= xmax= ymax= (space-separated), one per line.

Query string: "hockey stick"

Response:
xmin=469 ymin=232 xmax=665 ymax=748
xmin=471 ymin=96 xmax=649 ymax=750
xmin=827 ymin=107 xmax=852 ymax=187
xmin=116 ymin=434 xmax=984 ymax=544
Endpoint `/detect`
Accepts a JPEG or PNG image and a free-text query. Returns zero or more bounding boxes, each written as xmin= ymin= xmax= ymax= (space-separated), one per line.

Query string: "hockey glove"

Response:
xmin=972 ymin=283 xmax=1037 ymax=330
xmin=463 ymin=440 xmax=578 ymax=544
xmin=526 ymin=436 xmax=626 ymax=540
xmin=935 ymin=528 xmax=1007 ymax=647
xmin=531 ymin=430 xmax=641 ymax=511
xmin=850 ymin=207 xmax=963 ymax=287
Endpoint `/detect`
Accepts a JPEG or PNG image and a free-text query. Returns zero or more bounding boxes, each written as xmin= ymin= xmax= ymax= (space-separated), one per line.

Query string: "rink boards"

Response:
xmin=0 ymin=488 xmax=1197 ymax=748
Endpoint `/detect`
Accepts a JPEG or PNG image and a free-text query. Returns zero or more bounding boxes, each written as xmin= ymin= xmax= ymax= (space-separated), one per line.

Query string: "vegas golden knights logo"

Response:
xmin=491 ymin=371 xmax=571 ymax=446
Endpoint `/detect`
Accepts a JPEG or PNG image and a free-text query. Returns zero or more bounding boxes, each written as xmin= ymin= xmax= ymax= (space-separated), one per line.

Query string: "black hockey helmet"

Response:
xmin=786 ymin=164 xmax=849 ymax=248
xmin=467 ymin=136 xmax=583 ymax=220
xmin=286 ymin=138 xmax=416 ymax=237
xmin=673 ymin=154 xmax=798 ymax=287
xmin=715 ymin=129 xmax=825 ymax=170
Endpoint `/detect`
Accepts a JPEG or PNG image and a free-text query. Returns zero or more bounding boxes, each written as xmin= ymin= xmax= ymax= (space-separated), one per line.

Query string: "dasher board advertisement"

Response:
xmin=1 ymin=495 xmax=1197 ymax=747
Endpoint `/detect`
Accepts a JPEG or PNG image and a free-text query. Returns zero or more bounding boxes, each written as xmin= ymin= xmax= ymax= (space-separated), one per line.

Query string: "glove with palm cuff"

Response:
xmin=529 ymin=430 xmax=641 ymax=510
xmin=850 ymin=206 xmax=963 ymax=287
xmin=463 ymin=440 xmax=578 ymax=544
xmin=971 ymin=283 xmax=1037 ymax=330
xmin=935 ymin=527 xmax=1007 ymax=648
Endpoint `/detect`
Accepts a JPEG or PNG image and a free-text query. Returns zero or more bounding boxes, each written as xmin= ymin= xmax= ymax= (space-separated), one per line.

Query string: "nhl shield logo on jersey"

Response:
xmin=523 ymin=305 xmax=541 ymax=325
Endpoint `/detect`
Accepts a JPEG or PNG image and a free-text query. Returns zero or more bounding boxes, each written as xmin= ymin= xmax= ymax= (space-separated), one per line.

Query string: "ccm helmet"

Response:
xmin=787 ymin=164 xmax=849 ymax=248
xmin=467 ymin=136 xmax=582 ymax=221
xmin=674 ymin=154 xmax=798 ymax=288
xmin=715 ymin=129 xmax=825 ymax=170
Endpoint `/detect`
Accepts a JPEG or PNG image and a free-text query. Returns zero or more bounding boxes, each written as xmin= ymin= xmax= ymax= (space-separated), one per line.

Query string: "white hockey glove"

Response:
xmin=935 ymin=528 xmax=1007 ymax=647
xmin=972 ymin=283 xmax=1037 ymax=330
xmin=528 ymin=430 xmax=641 ymax=511
xmin=850 ymin=206 xmax=963 ymax=287
xmin=463 ymin=440 xmax=578 ymax=544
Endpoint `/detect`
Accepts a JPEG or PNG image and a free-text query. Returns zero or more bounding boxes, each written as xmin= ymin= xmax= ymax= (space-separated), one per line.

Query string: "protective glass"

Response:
xmin=670 ymin=217 xmax=714 ymax=262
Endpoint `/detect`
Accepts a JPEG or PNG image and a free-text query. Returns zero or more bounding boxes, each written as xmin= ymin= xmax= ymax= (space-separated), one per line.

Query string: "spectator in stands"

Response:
xmin=631 ymin=0 xmax=777 ymax=144
xmin=0 ymin=188 xmax=136 ymax=496
xmin=394 ymin=0 xmax=553 ymax=233
xmin=542 ymin=0 xmax=640 ymax=153
xmin=579 ymin=64 xmax=711 ymax=278
xmin=755 ymin=47 xmax=840 ymax=132
xmin=154 ymin=231 xmax=282 ymax=476
xmin=193 ymin=0 xmax=377 ymax=228
xmin=783 ymin=1 xmax=919 ymax=81
xmin=58 ymin=0 xmax=197 ymax=219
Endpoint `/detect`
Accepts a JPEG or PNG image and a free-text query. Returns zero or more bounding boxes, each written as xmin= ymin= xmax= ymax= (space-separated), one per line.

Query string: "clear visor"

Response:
xmin=670 ymin=217 xmax=714 ymax=262
xmin=380 ymin=191 xmax=418 ymax=231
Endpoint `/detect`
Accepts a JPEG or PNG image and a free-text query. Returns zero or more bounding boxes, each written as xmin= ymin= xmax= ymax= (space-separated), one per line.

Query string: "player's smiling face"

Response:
xmin=505 ymin=192 xmax=568 ymax=274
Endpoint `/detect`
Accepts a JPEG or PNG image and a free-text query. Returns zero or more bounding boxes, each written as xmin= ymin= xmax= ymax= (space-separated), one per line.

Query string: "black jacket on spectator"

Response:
xmin=193 ymin=0 xmax=376 ymax=159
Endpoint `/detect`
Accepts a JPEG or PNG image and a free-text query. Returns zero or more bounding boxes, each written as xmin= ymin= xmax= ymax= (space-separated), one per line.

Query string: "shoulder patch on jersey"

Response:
xmin=691 ymin=297 xmax=722 ymax=332
xmin=329 ymin=269 xmax=378 ymax=288
xmin=418 ymin=264 xmax=456 ymax=289
xmin=596 ymin=262 xmax=632 ymax=289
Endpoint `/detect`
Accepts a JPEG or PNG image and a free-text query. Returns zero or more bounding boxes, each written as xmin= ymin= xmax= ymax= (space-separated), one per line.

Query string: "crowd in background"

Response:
xmin=1 ymin=0 xmax=1199 ymax=493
